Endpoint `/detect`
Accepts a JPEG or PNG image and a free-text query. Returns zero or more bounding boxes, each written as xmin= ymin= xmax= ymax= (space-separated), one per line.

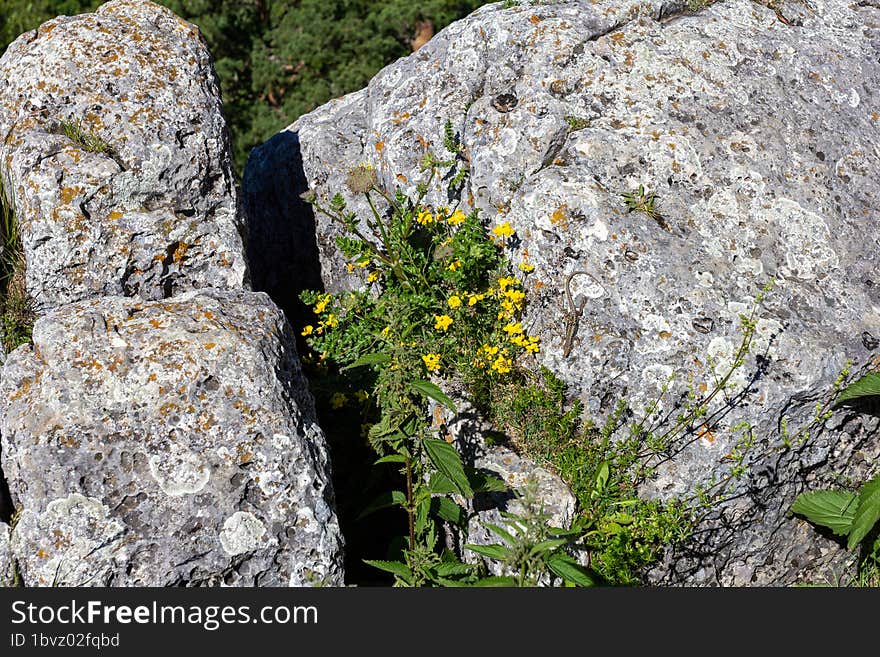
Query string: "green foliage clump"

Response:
xmin=60 ymin=118 xmax=110 ymax=154
xmin=791 ymin=371 xmax=880 ymax=586
xmin=0 ymin=175 xmax=34 ymax=353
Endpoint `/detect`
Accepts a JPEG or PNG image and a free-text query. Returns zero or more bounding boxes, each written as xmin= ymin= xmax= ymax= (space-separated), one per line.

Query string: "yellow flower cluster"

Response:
xmin=416 ymin=206 xmax=469 ymax=227
xmin=491 ymin=222 xmax=515 ymax=240
xmin=416 ymin=209 xmax=435 ymax=225
xmin=471 ymin=344 xmax=512 ymax=374
xmin=502 ymin=322 xmax=540 ymax=353
xmin=434 ymin=314 xmax=453 ymax=331
xmin=446 ymin=259 xmax=462 ymax=272
xmin=422 ymin=353 xmax=441 ymax=372
xmin=495 ymin=276 xmax=526 ymax=319
xmin=313 ymin=293 xmax=331 ymax=314
xmin=447 ymin=295 xmax=462 ymax=309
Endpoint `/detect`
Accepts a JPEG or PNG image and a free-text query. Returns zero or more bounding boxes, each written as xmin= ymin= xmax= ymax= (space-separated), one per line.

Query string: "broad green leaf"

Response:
xmin=342 ymin=352 xmax=391 ymax=371
xmin=835 ymin=373 xmax=880 ymax=406
xmin=374 ymin=454 xmax=406 ymax=465
xmin=364 ymin=559 xmax=412 ymax=581
xmin=592 ymin=462 xmax=610 ymax=498
xmin=547 ymin=554 xmax=596 ymax=587
xmin=790 ymin=490 xmax=858 ymax=537
xmin=411 ymin=379 xmax=457 ymax=413
xmin=848 ymin=475 xmax=880 ymax=550
xmin=357 ymin=490 xmax=407 ymax=520
xmin=424 ymin=438 xmax=473 ymax=497
xmin=431 ymin=497 xmax=467 ymax=527
xmin=608 ymin=512 xmax=634 ymax=525
xmin=464 ymin=543 xmax=510 ymax=561
xmin=428 ymin=472 xmax=459 ymax=494
xmin=433 ymin=562 xmax=475 ymax=577
xmin=483 ymin=522 xmax=516 ymax=545
xmin=473 ymin=576 xmax=517 ymax=587
xmin=529 ymin=538 xmax=570 ymax=556
xmin=469 ymin=470 xmax=508 ymax=493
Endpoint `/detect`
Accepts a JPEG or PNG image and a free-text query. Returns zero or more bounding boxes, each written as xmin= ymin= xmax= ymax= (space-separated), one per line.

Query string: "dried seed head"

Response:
xmin=346 ymin=164 xmax=378 ymax=194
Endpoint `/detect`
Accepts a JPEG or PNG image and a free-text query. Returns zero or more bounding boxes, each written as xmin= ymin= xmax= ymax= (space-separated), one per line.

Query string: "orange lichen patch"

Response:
xmin=529 ymin=15 xmax=542 ymax=24
xmin=658 ymin=330 xmax=672 ymax=339
xmin=432 ymin=405 xmax=444 ymax=428
xmin=10 ymin=378 xmax=33 ymax=401
xmin=172 ymin=242 xmax=188 ymax=264
xmin=204 ymin=342 xmax=217 ymax=350
xmin=611 ymin=32 xmax=625 ymax=43
xmin=108 ymin=210 xmax=123 ymax=221
xmin=149 ymin=319 xmax=164 ymax=329
xmin=534 ymin=281 xmax=545 ymax=292
xmin=147 ymin=373 xmax=157 ymax=382
xmin=375 ymin=141 xmax=385 ymax=152
xmin=391 ymin=111 xmax=410 ymax=125
xmin=106 ymin=355 xmax=124 ymax=372
xmin=37 ymin=549 xmax=50 ymax=559
xmin=697 ymin=426 xmax=716 ymax=444
xmin=158 ymin=402 xmax=179 ymax=416
xmin=59 ymin=186 xmax=82 ymax=205
xmin=550 ymin=204 xmax=569 ymax=230
xmin=396 ymin=173 xmax=408 ymax=183
xmin=872 ymin=112 xmax=879 ymax=122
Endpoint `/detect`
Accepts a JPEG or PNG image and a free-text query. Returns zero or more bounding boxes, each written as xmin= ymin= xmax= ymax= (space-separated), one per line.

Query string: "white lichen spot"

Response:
xmin=148 ymin=445 xmax=210 ymax=496
xmin=695 ymin=270 xmax=714 ymax=288
xmin=219 ymin=511 xmax=266 ymax=556
xmin=765 ymin=198 xmax=838 ymax=280
xmin=642 ymin=363 xmax=674 ymax=392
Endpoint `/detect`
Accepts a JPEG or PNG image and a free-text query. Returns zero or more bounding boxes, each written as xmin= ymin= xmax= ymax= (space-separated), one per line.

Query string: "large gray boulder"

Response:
xmin=244 ymin=0 xmax=880 ymax=585
xmin=1 ymin=289 xmax=342 ymax=586
xmin=0 ymin=0 xmax=344 ymax=586
xmin=0 ymin=0 xmax=247 ymax=312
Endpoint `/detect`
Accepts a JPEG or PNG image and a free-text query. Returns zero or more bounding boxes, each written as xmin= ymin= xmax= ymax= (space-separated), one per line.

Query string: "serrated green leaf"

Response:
xmin=791 ymin=489 xmax=858 ymax=537
xmin=374 ymin=455 xmax=406 ymax=466
xmin=433 ymin=562 xmax=475 ymax=577
xmin=848 ymin=475 xmax=880 ymax=550
xmin=464 ymin=543 xmax=510 ymax=561
xmin=608 ymin=512 xmax=634 ymax=525
xmin=424 ymin=438 xmax=473 ymax=497
xmin=428 ymin=472 xmax=459 ymax=494
xmin=411 ymin=380 xmax=457 ymax=413
xmin=473 ymin=576 xmax=517 ymax=587
xmin=835 ymin=373 xmax=880 ymax=406
xmin=469 ymin=470 xmax=508 ymax=493
xmin=547 ymin=554 xmax=596 ymax=587
xmin=483 ymin=522 xmax=516 ymax=545
xmin=357 ymin=490 xmax=407 ymax=520
xmin=528 ymin=538 xmax=570 ymax=556
xmin=431 ymin=497 xmax=467 ymax=527
xmin=364 ymin=559 xmax=412 ymax=581
xmin=342 ymin=352 xmax=391 ymax=371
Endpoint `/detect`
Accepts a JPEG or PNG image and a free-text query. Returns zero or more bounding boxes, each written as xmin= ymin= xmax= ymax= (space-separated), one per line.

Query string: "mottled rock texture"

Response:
xmin=0 ymin=0 xmax=343 ymax=586
xmin=0 ymin=522 xmax=13 ymax=586
xmin=244 ymin=0 xmax=880 ymax=585
xmin=0 ymin=0 xmax=247 ymax=313
xmin=1 ymin=290 xmax=342 ymax=586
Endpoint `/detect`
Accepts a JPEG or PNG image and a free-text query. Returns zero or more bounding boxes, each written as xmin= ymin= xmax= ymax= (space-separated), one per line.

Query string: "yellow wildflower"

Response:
xmin=301 ymin=325 xmax=314 ymax=337
xmin=491 ymin=355 xmax=512 ymax=374
xmin=368 ymin=271 xmax=380 ymax=282
xmin=482 ymin=345 xmax=499 ymax=357
xmin=358 ymin=259 xmax=370 ymax=268
xmin=381 ymin=326 xmax=392 ymax=338
xmin=467 ymin=293 xmax=485 ymax=306
xmin=347 ymin=263 xmax=355 ymax=274
xmin=492 ymin=222 xmax=515 ymax=239
xmin=503 ymin=322 xmax=523 ymax=336
xmin=447 ymin=295 xmax=462 ymax=309
xmin=498 ymin=276 xmax=518 ymax=290
xmin=518 ymin=262 xmax=535 ymax=273
xmin=434 ymin=314 xmax=453 ymax=331
xmin=325 ymin=314 xmax=339 ymax=329
xmin=447 ymin=209 xmax=467 ymax=225
xmin=416 ymin=209 xmax=434 ymax=225
xmin=330 ymin=392 xmax=347 ymax=409
xmin=313 ymin=294 xmax=331 ymax=314
xmin=422 ymin=353 xmax=441 ymax=372
xmin=447 ymin=259 xmax=462 ymax=272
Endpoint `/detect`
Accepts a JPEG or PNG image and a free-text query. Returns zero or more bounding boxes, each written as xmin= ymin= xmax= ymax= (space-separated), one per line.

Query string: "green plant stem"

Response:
xmin=405 ymin=454 xmax=416 ymax=554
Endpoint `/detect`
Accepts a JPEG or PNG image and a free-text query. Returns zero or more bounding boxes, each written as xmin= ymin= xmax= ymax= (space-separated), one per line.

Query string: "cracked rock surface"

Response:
xmin=245 ymin=0 xmax=880 ymax=584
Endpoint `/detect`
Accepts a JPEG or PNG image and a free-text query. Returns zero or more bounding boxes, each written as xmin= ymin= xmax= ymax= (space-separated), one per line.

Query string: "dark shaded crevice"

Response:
xmin=0 ymin=457 xmax=14 ymax=524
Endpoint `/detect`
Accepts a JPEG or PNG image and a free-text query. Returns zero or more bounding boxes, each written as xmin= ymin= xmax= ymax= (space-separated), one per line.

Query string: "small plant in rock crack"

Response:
xmin=298 ymin=140 xmax=571 ymax=585
xmin=0 ymin=175 xmax=34 ymax=352
xmin=621 ymin=184 xmax=661 ymax=221
xmin=60 ymin=118 xmax=111 ymax=155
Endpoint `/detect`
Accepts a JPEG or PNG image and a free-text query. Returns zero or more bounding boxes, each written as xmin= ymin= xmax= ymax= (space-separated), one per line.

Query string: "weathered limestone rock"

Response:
xmin=244 ymin=0 xmax=880 ymax=585
xmin=0 ymin=0 xmax=247 ymax=312
xmin=0 ymin=522 xmax=14 ymax=586
xmin=0 ymin=289 xmax=343 ymax=586
xmin=0 ymin=0 xmax=344 ymax=586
